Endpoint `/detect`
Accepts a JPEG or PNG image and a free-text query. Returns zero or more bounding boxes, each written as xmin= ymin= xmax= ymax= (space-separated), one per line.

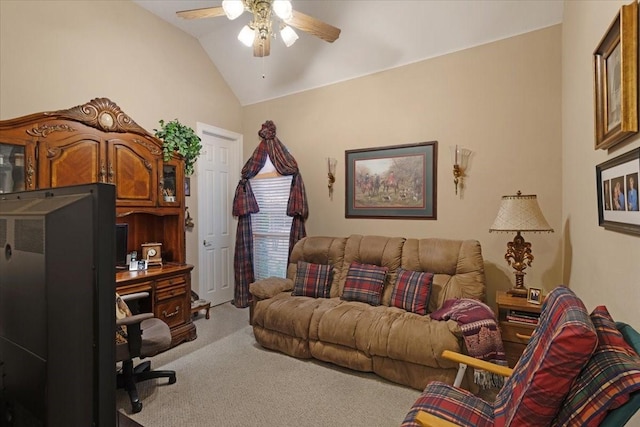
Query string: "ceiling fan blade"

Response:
xmin=286 ymin=10 xmax=341 ymax=43
xmin=253 ymin=34 xmax=271 ymax=57
xmin=176 ymin=6 xmax=226 ymax=20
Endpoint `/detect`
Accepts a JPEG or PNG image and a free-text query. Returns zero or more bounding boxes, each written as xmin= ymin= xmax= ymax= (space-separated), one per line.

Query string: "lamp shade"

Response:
xmin=489 ymin=192 xmax=554 ymax=233
xmin=273 ymin=0 xmax=293 ymax=20
xmin=238 ymin=25 xmax=255 ymax=47
xmin=449 ymin=145 xmax=472 ymax=168
xmin=280 ymin=25 xmax=299 ymax=47
xmin=222 ymin=0 xmax=245 ymax=20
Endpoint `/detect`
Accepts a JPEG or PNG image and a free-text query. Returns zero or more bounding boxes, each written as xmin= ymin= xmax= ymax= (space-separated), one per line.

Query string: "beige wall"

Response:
xmin=0 ymin=0 xmax=243 ymax=288
xmin=562 ymin=1 xmax=640 ymax=324
xmin=3 ymin=1 xmax=634 ymax=323
xmin=243 ymin=26 xmax=563 ymax=308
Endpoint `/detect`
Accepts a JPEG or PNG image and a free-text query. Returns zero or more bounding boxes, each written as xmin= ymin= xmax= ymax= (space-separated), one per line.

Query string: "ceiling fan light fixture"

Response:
xmin=273 ymin=0 xmax=293 ymax=21
xmin=280 ymin=25 xmax=298 ymax=47
xmin=222 ymin=0 xmax=245 ymax=20
xmin=176 ymin=0 xmax=340 ymax=58
xmin=238 ymin=25 xmax=255 ymax=47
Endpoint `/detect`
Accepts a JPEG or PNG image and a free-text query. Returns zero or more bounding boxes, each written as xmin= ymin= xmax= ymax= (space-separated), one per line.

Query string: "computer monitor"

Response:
xmin=115 ymin=223 xmax=128 ymax=269
xmin=0 ymin=183 xmax=116 ymax=427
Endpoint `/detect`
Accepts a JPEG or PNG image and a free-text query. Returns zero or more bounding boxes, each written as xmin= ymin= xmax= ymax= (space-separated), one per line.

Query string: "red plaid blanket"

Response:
xmin=430 ymin=298 xmax=507 ymax=388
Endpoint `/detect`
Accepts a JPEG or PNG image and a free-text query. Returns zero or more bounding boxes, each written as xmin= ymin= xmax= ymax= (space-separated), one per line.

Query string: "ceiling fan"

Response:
xmin=176 ymin=0 xmax=341 ymax=57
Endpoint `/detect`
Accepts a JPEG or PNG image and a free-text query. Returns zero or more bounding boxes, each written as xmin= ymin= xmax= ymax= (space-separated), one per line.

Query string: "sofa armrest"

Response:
xmin=249 ymin=277 xmax=294 ymax=326
xmin=250 ymin=276 xmax=294 ymax=300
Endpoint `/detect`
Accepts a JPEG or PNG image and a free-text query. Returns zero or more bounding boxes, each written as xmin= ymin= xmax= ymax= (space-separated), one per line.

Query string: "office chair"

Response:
xmin=116 ymin=292 xmax=176 ymax=413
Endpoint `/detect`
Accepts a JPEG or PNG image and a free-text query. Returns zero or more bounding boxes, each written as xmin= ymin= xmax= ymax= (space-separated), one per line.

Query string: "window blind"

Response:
xmin=251 ymin=175 xmax=293 ymax=280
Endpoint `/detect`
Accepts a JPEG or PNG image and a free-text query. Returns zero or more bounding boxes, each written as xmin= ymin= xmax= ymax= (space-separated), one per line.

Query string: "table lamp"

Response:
xmin=489 ymin=191 xmax=554 ymax=297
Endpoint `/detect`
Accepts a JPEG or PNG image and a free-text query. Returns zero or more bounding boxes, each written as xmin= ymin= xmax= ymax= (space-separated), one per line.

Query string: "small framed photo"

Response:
xmin=527 ymin=287 xmax=542 ymax=305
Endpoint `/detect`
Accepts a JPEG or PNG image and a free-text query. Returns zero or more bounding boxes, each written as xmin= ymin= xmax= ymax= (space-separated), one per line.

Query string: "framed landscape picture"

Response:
xmin=593 ymin=1 xmax=638 ymax=150
xmin=345 ymin=141 xmax=437 ymax=219
xmin=596 ymin=147 xmax=640 ymax=235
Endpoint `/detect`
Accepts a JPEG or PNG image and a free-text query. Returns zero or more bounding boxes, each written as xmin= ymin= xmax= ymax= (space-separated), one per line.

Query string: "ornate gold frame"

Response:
xmin=593 ymin=1 xmax=638 ymax=150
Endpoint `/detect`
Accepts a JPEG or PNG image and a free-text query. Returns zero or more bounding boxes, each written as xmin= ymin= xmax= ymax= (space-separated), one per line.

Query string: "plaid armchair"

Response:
xmin=403 ymin=286 xmax=640 ymax=427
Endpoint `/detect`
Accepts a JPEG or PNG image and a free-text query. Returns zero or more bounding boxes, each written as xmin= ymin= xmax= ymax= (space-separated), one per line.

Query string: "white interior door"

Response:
xmin=196 ymin=123 xmax=241 ymax=306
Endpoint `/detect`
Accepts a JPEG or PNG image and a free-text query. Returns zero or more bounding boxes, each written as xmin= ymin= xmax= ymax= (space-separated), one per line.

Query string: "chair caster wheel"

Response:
xmin=132 ymin=401 xmax=143 ymax=413
xmin=169 ymin=374 xmax=177 ymax=384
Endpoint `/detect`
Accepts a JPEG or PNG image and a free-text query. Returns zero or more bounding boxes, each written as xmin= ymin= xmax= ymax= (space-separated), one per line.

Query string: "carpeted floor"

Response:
xmin=116 ymin=303 xmax=422 ymax=426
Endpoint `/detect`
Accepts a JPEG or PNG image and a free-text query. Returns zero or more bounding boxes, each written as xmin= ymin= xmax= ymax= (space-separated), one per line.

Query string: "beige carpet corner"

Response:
xmin=117 ymin=303 xmax=421 ymax=426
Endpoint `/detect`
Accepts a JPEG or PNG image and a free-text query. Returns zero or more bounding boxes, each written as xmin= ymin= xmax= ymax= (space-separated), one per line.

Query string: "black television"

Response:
xmin=0 ymin=183 xmax=116 ymax=427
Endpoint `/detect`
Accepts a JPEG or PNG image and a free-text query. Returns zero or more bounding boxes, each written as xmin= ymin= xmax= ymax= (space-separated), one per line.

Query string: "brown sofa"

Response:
xmin=249 ymin=235 xmax=486 ymax=390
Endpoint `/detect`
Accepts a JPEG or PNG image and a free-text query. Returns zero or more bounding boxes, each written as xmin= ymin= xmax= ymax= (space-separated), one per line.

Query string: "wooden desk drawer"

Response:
xmin=500 ymin=322 xmax=536 ymax=343
xmin=116 ymin=281 xmax=153 ymax=295
xmin=156 ymin=275 xmax=187 ymax=290
xmin=156 ymin=283 xmax=186 ymax=301
xmin=156 ymin=297 xmax=187 ymax=328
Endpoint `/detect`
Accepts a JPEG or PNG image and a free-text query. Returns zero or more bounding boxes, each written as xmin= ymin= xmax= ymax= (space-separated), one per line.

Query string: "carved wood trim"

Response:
xmin=46 ymin=146 xmax=60 ymax=158
xmin=26 ymin=157 xmax=34 ymax=189
xmin=26 ymin=123 xmax=76 ymax=137
xmin=44 ymin=98 xmax=156 ymax=138
xmin=132 ymin=138 xmax=162 ymax=156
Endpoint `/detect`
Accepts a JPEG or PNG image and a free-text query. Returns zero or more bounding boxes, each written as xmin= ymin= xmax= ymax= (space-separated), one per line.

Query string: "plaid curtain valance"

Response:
xmin=232 ymin=121 xmax=308 ymax=308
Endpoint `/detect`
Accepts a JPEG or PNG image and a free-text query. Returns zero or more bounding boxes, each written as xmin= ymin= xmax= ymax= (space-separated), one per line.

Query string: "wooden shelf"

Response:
xmin=496 ymin=291 xmax=542 ymax=367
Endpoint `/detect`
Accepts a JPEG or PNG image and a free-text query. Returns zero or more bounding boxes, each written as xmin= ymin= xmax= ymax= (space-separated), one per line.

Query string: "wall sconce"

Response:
xmin=327 ymin=158 xmax=337 ymax=200
xmin=450 ymin=145 xmax=472 ymax=195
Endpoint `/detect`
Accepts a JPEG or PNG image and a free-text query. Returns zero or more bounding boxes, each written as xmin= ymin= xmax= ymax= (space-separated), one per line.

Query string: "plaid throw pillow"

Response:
xmin=341 ymin=262 xmax=388 ymax=306
xmin=553 ymin=306 xmax=640 ymax=426
xmin=390 ymin=268 xmax=434 ymax=315
xmin=291 ymin=261 xmax=333 ymax=298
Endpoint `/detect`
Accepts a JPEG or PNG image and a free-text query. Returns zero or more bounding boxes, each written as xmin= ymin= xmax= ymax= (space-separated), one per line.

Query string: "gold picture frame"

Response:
xmin=593 ymin=1 xmax=638 ymax=150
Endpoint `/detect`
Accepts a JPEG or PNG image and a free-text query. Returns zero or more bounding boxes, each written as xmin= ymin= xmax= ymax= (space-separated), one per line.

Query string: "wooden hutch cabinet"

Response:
xmin=0 ymin=98 xmax=196 ymax=347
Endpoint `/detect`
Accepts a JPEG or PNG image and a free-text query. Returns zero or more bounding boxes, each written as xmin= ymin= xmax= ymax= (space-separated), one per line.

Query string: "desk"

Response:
xmin=117 ymin=263 xmax=196 ymax=347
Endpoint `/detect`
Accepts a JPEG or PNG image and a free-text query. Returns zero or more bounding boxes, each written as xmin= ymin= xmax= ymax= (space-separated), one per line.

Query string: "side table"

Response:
xmin=191 ymin=299 xmax=211 ymax=319
xmin=495 ymin=291 xmax=542 ymax=367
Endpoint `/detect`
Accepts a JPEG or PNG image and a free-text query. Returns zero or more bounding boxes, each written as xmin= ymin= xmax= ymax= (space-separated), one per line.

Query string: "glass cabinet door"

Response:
xmin=161 ymin=163 xmax=178 ymax=205
xmin=0 ymin=143 xmax=26 ymax=193
xmin=159 ymin=159 xmax=184 ymax=206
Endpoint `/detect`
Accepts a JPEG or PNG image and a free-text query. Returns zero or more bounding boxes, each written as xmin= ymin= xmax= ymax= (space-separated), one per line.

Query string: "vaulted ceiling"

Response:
xmin=133 ymin=1 xmax=564 ymax=106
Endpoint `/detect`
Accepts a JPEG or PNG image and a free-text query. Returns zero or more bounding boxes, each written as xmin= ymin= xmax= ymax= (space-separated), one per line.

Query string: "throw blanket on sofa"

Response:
xmin=430 ymin=298 xmax=507 ymax=388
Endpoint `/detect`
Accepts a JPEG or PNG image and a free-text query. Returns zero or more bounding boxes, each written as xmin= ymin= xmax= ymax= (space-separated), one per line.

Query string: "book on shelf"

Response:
xmin=507 ymin=309 xmax=540 ymax=320
xmin=506 ymin=315 xmax=539 ymax=325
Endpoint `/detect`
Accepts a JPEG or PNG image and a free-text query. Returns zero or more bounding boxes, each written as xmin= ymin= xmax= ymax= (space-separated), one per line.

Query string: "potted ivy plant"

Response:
xmin=154 ymin=119 xmax=202 ymax=176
